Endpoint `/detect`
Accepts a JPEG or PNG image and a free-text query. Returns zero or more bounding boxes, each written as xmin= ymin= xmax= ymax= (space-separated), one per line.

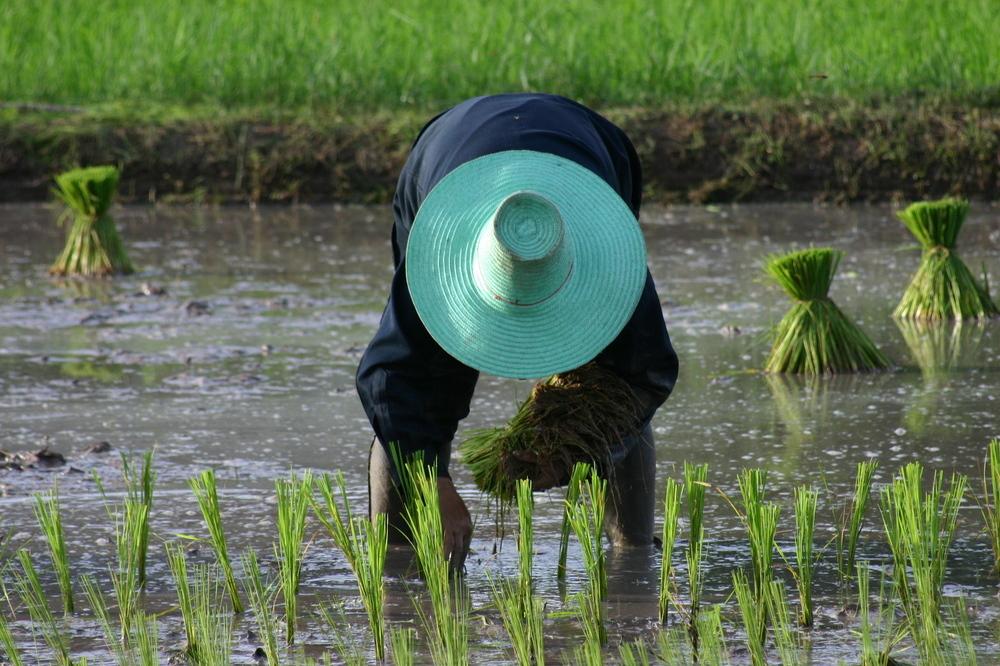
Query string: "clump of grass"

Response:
xmin=275 ymin=470 xmax=312 ymax=645
xmin=49 ymin=165 xmax=133 ymax=277
xmin=33 ymin=486 xmax=73 ymax=614
xmin=240 ymin=548 xmax=280 ymax=666
xmin=566 ymin=469 xmax=608 ymax=646
xmin=0 ymin=611 xmax=25 ymax=666
xmin=837 ymin=460 xmax=878 ymax=581
xmin=658 ymin=477 xmax=683 ymax=624
xmin=880 ymin=462 xmax=966 ymax=663
xmin=732 ymin=570 xmax=766 ymax=666
xmin=982 ymin=438 xmax=1000 ymax=574
xmin=894 ymin=198 xmax=998 ymax=321
xmin=459 ymin=363 xmax=642 ymax=502
xmin=312 ymin=471 xmax=388 ymax=660
xmin=389 ymin=626 xmax=417 ymax=666
xmin=557 ymin=462 xmax=590 ymax=582
xmin=793 ymin=485 xmax=818 ymax=627
xmin=764 ymin=248 xmax=890 ymax=374
xmin=189 ymin=469 xmax=243 ymax=613
xmin=683 ymin=462 xmax=709 ymax=655
xmin=399 ymin=457 xmax=469 ymax=665
xmin=12 ymin=549 xmax=72 ymax=665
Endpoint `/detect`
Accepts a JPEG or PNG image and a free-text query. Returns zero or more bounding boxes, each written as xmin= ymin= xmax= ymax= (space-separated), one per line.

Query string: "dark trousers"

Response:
xmin=368 ymin=423 xmax=656 ymax=547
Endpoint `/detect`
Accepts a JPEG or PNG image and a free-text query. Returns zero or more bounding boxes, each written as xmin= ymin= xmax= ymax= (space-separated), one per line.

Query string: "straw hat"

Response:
xmin=406 ymin=150 xmax=647 ymax=379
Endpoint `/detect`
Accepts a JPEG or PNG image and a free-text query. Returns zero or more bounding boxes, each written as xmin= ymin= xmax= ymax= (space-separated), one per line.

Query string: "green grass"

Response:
xmin=33 ymin=487 xmax=73 ymax=614
xmin=189 ymin=469 xmax=243 ymax=613
xmin=2 ymin=0 xmax=998 ymax=112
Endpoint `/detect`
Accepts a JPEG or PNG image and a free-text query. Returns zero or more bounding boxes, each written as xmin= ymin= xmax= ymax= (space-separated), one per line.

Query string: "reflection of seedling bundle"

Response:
xmin=894 ymin=198 xmax=997 ymax=321
xmin=459 ymin=363 xmax=641 ymax=502
xmin=896 ymin=318 xmax=984 ymax=382
xmin=765 ymin=248 xmax=889 ymax=375
xmin=50 ymin=166 xmax=134 ymax=277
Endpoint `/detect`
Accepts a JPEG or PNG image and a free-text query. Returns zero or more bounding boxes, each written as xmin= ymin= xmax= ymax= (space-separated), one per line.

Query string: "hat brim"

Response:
xmin=406 ymin=150 xmax=647 ymax=379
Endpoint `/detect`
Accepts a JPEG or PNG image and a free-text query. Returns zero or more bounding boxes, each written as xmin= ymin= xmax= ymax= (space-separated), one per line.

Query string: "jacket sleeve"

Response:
xmin=355 ymin=256 xmax=479 ymax=477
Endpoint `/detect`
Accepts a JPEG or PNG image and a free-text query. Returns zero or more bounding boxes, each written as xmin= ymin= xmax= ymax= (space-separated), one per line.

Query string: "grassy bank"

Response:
xmin=2 ymin=0 xmax=998 ymax=110
xmin=2 ymin=100 xmax=997 ymax=204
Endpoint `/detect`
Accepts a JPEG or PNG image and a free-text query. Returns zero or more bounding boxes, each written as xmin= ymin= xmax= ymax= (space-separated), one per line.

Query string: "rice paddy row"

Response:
xmin=3 ymin=0 xmax=999 ymax=113
xmin=3 ymin=439 xmax=1000 ymax=664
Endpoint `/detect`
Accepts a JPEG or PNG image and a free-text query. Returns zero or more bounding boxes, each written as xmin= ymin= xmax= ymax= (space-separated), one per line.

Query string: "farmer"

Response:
xmin=356 ymin=93 xmax=678 ymax=568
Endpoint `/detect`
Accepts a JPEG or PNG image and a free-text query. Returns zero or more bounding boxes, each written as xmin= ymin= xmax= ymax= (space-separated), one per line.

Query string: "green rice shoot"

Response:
xmin=618 ymin=639 xmax=652 ymax=666
xmin=658 ymin=477 xmax=682 ymax=625
xmin=275 ymin=470 xmax=312 ymax=645
xmin=894 ymin=198 xmax=998 ymax=321
xmin=33 ymin=486 xmax=73 ymax=614
xmin=81 ymin=575 xmax=129 ymax=665
xmin=0 ymin=611 xmax=24 ymax=666
xmin=764 ymin=248 xmax=890 ymax=374
xmin=389 ymin=626 xmax=417 ymax=666
xmin=189 ymin=564 xmax=234 ymax=666
xmin=683 ymin=462 xmax=708 ymax=656
xmin=120 ymin=450 xmax=155 ymax=588
xmin=49 ymin=166 xmax=133 ymax=277
xmin=838 ymin=460 xmax=878 ymax=581
xmin=982 ymin=438 xmax=1000 ymax=574
xmin=239 ymin=548 xmax=280 ymax=666
xmin=557 ymin=462 xmax=590 ymax=582
xmin=566 ymin=469 xmax=608 ymax=645
xmin=312 ymin=471 xmax=388 ymax=660
xmin=189 ymin=469 xmax=243 ymax=613
xmin=763 ymin=580 xmax=802 ymax=666
xmin=792 ymin=485 xmax=818 ymax=627
xmin=732 ymin=570 xmax=766 ymax=666
xmin=166 ymin=542 xmax=199 ymax=661
xmin=132 ymin=612 xmax=159 ymax=666
xmin=459 ymin=363 xmax=642 ymax=502
xmin=13 ymin=549 xmax=71 ymax=666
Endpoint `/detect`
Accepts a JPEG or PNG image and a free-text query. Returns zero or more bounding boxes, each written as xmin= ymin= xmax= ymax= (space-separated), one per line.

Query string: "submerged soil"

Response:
xmin=1 ymin=100 xmax=997 ymax=204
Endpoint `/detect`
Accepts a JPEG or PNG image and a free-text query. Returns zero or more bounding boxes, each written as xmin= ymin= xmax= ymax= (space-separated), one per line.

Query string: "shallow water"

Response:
xmin=1 ymin=202 xmax=999 ymax=664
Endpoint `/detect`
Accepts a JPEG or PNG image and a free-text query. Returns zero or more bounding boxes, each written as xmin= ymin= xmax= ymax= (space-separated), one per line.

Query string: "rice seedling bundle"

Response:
xmin=764 ymin=248 xmax=889 ymax=374
xmin=33 ymin=486 xmax=73 ymax=614
xmin=459 ymin=363 xmax=642 ymax=502
xmin=894 ymin=198 xmax=997 ymax=321
xmin=49 ymin=166 xmax=134 ymax=277
xmin=189 ymin=469 xmax=243 ymax=613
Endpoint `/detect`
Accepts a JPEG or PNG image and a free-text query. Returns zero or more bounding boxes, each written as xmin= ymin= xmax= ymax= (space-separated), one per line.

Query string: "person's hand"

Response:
xmin=510 ymin=449 xmax=562 ymax=491
xmin=437 ymin=476 xmax=472 ymax=571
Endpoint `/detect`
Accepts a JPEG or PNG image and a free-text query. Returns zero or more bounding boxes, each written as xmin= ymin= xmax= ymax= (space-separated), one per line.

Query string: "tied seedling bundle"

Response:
xmin=765 ymin=248 xmax=889 ymax=375
xmin=459 ymin=363 xmax=641 ymax=502
xmin=50 ymin=165 xmax=134 ymax=277
xmin=894 ymin=198 xmax=997 ymax=321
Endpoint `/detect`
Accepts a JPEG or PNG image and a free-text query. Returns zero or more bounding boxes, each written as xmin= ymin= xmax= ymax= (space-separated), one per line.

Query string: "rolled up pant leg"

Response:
xmin=604 ymin=422 xmax=656 ymax=546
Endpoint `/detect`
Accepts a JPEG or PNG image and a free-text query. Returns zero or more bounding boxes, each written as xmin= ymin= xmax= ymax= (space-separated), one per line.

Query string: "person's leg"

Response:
xmin=604 ymin=423 xmax=656 ymax=546
xmin=368 ymin=438 xmax=453 ymax=544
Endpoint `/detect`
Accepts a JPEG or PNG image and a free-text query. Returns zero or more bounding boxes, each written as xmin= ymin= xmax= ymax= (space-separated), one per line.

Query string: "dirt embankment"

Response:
xmin=1 ymin=101 xmax=997 ymax=204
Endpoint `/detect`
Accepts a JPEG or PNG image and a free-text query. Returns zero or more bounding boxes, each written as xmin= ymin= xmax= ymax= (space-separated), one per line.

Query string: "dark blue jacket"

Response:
xmin=356 ymin=93 xmax=679 ymax=476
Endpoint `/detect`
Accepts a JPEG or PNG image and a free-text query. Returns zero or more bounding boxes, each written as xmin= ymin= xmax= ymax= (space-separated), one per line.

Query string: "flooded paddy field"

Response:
xmin=1 ymin=202 xmax=999 ymax=664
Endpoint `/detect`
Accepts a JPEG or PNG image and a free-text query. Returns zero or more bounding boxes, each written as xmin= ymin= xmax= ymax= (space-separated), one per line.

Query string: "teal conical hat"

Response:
xmin=406 ymin=150 xmax=647 ymax=379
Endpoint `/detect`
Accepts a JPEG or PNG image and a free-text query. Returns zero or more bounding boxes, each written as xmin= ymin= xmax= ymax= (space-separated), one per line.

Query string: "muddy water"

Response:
xmin=2 ymin=202 xmax=999 ymax=664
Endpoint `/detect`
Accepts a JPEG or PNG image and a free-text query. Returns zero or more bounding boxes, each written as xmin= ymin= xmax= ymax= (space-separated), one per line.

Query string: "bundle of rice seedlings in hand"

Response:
xmin=765 ymin=248 xmax=889 ymax=375
xmin=459 ymin=363 xmax=642 ymax=502
xmin=894 ymin=198 xmax=997 ymax=321
xmin=49 ymin=165 xmax=134 ymax=277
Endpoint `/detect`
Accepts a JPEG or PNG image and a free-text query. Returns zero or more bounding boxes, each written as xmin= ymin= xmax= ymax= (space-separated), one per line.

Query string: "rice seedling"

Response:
xmin=399 ymin=457 xmax=469 ymax=665
xmin=120 ymin=449 xmax=155 ymax=587
xmin=792 ymin=485 xmax=818 ymax=627
xmin=49 ymin=165 xmax=133 ymax=277
xmin=0 ymin=610 xmax=25 ymax=666
xmin=319 ymin=601 xmax=368 ymax=666
xmin=658 ymin=477 xmax=682 ymax=624
xmin=515 ymin=478 xmax=534 ymax=594
xmin=33 ymin=486 xmax=73 ymax=614
xmin=695 ymin=606 xmax=729 ymax=666
xmin=311 ymin=471 xmax=387 ymax=660
xmin=896 ymin=318 xmax=985 ymax=382
xmin=189 ymin=564 xmax=234 ymax=666
xmin=856 ymin=562 xmax=905 ymax=666
xmin=837 ymin=460 xmax=878 ymax=581
xmin=166 ymin=542 xmax=199 ymax=661
xmin=389 ymin=626 xmax=416 ymax=666
xmin=683 ymin=462 xmax=708 ymax=654
xmin=982 ymin=438 xmax=1000 ymax=574
xmin=618 ymin=639 xmax=651 ymax=666
xmin=12 ymin=549 xmax=72 ymax=666
xmin=110 ymin=499 xmax=147 ymax=642
xmin=459 ymin=363 xmax=642 ymax=502
xmin=764 ymin=248 xmax=890 ymax=374
xmin=880 ymin=462 xmax=966 ymax=663
xmin=763 ymin=580 xmax=802 ymax=666
xmin=275 ymin=470 xmax=312 ymax=646
xmin=189 ymin=469 xmax=243 ymax=613
xmin=557 ymin=462 xmax=590 ymax=582
xmin=566 ymin=469 xmax=608 ymax=645
xmin=732 ymin=570 xmax=766 ymax=666
xmin=653 ymin=626 xmax=691 ymax=666
xmin=132 ymin=612 xmax=159 ymax=666
xmin=81 ymin=575 xmax=130 ymax=665
xmin=240 ymin=548 xmax=280 ymax=666
xmin=894 ymin=198 xmax=998 ymax=321
xmin=738 ymin=468 xmax=778 ymax=623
